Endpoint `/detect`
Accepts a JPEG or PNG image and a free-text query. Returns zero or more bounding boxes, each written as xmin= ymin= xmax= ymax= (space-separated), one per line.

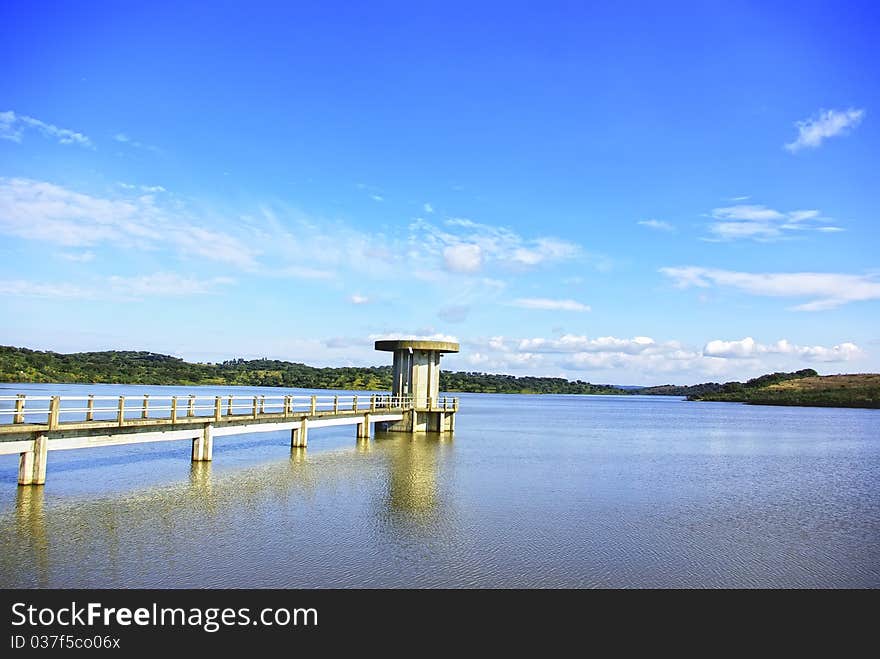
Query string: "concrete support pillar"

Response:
xmin=192 ymin=424 xmax=214 ymax=462
xmin=291 ymin=418 xmax=308 ymax=448
xmin=18 ymin=434 xmax=48 ymax=486
xmin=356 ymin=413 xmax=372 ymax=439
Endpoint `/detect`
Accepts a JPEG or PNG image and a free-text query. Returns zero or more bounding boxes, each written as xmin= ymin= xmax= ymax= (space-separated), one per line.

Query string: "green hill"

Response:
xmin=689 ymin=371 xmax=880 ymax=408
xmin=0 ymin=346 xmax=625 ymax=395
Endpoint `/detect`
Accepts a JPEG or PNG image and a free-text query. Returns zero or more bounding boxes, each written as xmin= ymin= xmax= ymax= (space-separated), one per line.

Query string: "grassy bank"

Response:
xmin=690 ymin=374 xmax=880 ymax=409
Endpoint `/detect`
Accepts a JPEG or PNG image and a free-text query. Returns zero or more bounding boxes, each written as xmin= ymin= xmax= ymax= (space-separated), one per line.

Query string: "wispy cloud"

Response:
xmin=58 ymin=251 xmax=95 ymax=263
xmin=660 ymin=266 xmax=880 ymax=310
xmin=413 ymin=217 xmax=583 ymax=275
xmin=0 ymin=177 xmax=259 ymax=269
xmin=637 ymin=219 xmax=674 ymax=232
xmin=705 ymin=203 xmax=840 ymax=241
xmin=349 ymin=294 xmax=370 ymax=304
xmin=118 ymin=182 xmax=166 ymax=193
xmin=511 ymin=298 xmax=591 ymax=312
xmin=785 ymin=108 xmax=865 ymax=152
xmin=0 ymin=273 xmax=233 ymax=301
xmin=423 ymin=203 xmax=434 ymax=213
xmin=114 ymin=132 xmax=161 ymax=153
xmin=437 ymin=304 xmax=470 ymax=323
xmin=703 ymin=337 xmax=862 ymax=362
xmin=0 ymin=110 xmax=93 ymax=148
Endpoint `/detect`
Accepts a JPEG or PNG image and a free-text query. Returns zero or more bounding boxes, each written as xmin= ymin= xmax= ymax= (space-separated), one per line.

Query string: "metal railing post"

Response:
xmin=333 ymin=395 xmax=339 ymax=414
xmin=141 ymin=394 xmax=150 ymax=419
xmin=86 ymin=394 xmax=95 ymax=421
xmin=352 ymin=395 xmax=358 ymax=412
xmin=117 ymin=396 xmax=126 ymax=426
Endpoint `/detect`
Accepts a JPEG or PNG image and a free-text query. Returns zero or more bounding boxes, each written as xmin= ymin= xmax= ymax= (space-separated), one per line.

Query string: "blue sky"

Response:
xmin=1 ymin=1 xmax=878 ymax=384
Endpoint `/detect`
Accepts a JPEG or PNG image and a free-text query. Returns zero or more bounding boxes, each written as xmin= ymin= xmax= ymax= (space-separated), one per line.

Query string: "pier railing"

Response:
xmin=0 ymin=393 xmax=459 ymax=429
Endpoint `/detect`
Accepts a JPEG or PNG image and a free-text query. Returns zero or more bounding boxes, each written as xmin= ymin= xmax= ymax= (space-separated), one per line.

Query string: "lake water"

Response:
xmin=1 ymin=382 xmax=878 ymax=588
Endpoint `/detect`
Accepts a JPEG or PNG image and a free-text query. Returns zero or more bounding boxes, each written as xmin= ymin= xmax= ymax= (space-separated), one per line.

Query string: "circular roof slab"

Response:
xmin=374 ymin=340 xmax=460 ymax=353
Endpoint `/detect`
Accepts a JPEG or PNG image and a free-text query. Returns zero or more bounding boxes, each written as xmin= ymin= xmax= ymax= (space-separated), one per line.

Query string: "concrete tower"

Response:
xmin=374 ymin=339 xmax=459 ymax=432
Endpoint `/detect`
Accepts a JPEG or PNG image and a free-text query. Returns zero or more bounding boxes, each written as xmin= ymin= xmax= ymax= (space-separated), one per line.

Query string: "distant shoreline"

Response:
xmin=2 ymin=346 xmax=877 ymax=409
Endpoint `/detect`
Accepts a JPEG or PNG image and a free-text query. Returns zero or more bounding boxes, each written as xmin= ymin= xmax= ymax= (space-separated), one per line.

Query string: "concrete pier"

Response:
xmin=356 ymin=413 xmax=372 ymax=439
xmin=191 ymin=424 xmax=214 ymax=462
xmin=18 ymin=434 xmax=48 ymax=486
xmin=291 ymin=418 xmax=308 ymax=447
xmin=0 ymin=339 xmax=461 ymax=489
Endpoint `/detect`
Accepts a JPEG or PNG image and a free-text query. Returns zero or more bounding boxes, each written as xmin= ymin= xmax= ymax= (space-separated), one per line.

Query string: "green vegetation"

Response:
xmin=441 ymin=371 xmax=624 ymax=394
xmin=687 ymin=370 xmax=880 ymax=409
xmin=0 ymin=346 xmax=626 ymax=395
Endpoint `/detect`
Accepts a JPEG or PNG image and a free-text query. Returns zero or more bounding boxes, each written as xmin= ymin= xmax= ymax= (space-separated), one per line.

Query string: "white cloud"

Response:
xmin=638 ymin=219 xmax=674 ymax=232
xmin=511 ymin=298 xmax=591 ymax=312
xmin=0 ymin=111 xmax=93 ymax=147
xmin=703 ymin=337 xmax=862 ymax=362
xmin=370 ymin=194 xmax=383 ymax=202
xmin=660 ymin=266 xmax=880 ymax=311
xmin=511 ymin=238 xmax=579 ymax=266
xmin=114 ymin=132 xmax=160 ymax=152
xmin=59 ymin=251 xmax=95 ymax=263
xmin=0 ymin=280 xmax=93 ymax=299
xmin=443 ymin=243 xmax=483 ymax=273
xmin=517 ymin=334 xmax=656 ymax=353
xmin=412 ymin=217 xmax=582 ymax=274
xmin=269 ymin=265 xmax=336 ymax=280
xmin=107 ymin=273 xmax=234 ymax=298
xmin=0 ymin=273 xmax=233 ymax=301
xmin=0 ymin=177 xmax=259 ymax=269
xmin=349 ymin=294 xmax=370 ymax=304
xmin=423 ymin=203 xmax=434 ymax=213
xmin=785 ymin=108 xmax=865 ymax=152
xmin=705 ymin=203 xmax=839 ymax=241
xmin=461 ymin=332 xmax=864 ymax=383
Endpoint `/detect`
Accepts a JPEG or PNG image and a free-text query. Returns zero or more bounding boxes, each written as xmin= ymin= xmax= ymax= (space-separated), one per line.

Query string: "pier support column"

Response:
xmin=291 ymin=418 xmax=308 ymax=448
xmin=192 ymin=424 xmax=214 ymax=462
xmin=356 ymin=413 xmax=372 ymax=440
xmin=18 ymin=434 xmax=48 ymax=486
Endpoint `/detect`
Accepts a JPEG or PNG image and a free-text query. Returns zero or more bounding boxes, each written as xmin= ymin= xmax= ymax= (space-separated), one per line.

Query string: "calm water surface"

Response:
xmin=1 ymin=382 xmax=877 ymax=588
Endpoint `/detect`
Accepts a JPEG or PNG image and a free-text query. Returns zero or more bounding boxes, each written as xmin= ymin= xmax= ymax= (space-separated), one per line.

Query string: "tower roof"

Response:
xmin=374 ymin=339 xmax=459 ymax=353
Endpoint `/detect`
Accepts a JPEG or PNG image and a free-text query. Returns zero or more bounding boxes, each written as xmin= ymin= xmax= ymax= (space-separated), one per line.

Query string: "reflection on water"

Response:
xmin=0 ymin=430 xmax=452 ymax=588
xmin=13 ymin=486 xmax=49 ymax=588
xmin=382 ymin=432 xmax=448 ymax=516
xmin=1 ymin=384 xmax=878 ymax=588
